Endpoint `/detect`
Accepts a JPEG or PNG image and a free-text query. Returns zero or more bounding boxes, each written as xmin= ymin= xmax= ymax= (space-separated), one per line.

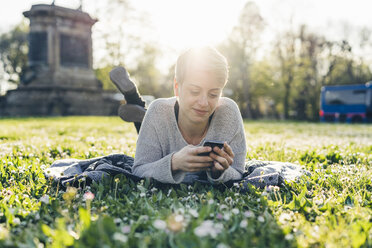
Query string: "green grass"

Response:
xmin=0 ymin=117 xmax=371 ymax=247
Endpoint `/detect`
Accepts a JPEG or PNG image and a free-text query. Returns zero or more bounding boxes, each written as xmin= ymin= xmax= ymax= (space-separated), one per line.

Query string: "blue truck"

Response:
xmin=319 ymin=82 xmax=372 ymax=123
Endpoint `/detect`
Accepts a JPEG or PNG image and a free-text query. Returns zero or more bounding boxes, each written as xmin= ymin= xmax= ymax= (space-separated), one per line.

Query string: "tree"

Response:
xmin=293 ymin=25 xmax=326 ymax=120
xmin=93 ymin=0 xmax=166 ymax=95
xmin=272 ymin=24 xmax=372 ymax=121
xmin=0 ymin=20 xmax=28 ymax=85
xmin=130 ymin=44 xmax=164 ymax=98
xmin=219 ymin=1 xmax=265 ymax=118
xmin=161 ymin=63 xmax=176 ymax=98
xmin=272 ymin=26 xmax=299 ymax=120
xmin=249 ymin=59 xmax=280 ymax=119
xmin=94 ymin=66 xmax=117 ymax=91
xmin=321 ymin=40 xmax=372 ymax=86
xmin=93 ymin=0 xmax=152 ymax=68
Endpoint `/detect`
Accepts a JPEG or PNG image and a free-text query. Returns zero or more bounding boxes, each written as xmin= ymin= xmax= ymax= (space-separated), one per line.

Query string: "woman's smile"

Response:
xmin=193 ymin=108 xmax=209 ymax=116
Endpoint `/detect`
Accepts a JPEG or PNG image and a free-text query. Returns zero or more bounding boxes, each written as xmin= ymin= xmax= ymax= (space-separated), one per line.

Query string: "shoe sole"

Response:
xmin=109 ymin=67 xmax=136 ymax=94
xmin=118 ymin=104 xmax=146 ymax=123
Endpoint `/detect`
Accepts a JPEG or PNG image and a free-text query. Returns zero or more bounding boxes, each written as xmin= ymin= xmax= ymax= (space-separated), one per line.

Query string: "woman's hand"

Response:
xmin=208 ymin=142 xmax=235 ymax=178
xmin=171 ymin=145 xmax=214 ymax=172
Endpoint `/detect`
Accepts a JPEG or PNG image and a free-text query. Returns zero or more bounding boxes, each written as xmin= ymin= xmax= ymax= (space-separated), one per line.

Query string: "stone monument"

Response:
xmin=0 ymin=4 xmax=119 ymax=116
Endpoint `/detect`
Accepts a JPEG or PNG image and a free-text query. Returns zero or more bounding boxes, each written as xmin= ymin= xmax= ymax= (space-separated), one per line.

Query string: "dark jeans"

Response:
xmin=123 ymin=89 xmax=146 ymax=133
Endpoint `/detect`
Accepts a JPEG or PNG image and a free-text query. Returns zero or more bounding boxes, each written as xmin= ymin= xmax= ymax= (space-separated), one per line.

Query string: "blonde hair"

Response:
xmin=175 ymin=46 xmax=229 ymax=86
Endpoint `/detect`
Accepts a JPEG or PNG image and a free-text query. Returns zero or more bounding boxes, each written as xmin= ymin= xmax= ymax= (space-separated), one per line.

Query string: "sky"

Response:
xmin=0 ymin=0 xmax=372 ymax=70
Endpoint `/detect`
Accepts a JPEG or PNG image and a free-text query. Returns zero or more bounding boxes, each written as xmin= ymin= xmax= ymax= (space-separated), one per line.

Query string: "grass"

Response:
xmin=0 ymin=117 xmax=371 ymax=247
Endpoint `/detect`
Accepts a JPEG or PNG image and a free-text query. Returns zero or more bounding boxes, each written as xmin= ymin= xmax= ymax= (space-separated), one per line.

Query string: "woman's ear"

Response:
xmin=173 ymin=78 xmax=179 ymax=97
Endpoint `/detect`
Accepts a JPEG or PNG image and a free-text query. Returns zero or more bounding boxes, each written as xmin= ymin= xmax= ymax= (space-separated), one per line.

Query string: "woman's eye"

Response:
xmin=209 ymin=94 xmax=218 ymax=98
xmin=191 ymin=91 xmax=199 ymax=95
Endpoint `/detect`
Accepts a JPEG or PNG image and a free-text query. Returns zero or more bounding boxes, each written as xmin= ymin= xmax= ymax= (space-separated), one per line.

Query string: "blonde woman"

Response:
xmin=110 ymin=47 xmax=247 ymax=184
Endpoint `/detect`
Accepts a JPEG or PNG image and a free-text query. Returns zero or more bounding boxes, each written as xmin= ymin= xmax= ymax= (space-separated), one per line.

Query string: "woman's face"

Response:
xmin=174 ymin=69 xmax=224 ymax=124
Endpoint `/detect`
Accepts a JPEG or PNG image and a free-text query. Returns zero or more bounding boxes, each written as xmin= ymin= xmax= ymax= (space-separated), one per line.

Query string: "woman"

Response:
xmin=110 ymin=47 xmax=247 ymax=184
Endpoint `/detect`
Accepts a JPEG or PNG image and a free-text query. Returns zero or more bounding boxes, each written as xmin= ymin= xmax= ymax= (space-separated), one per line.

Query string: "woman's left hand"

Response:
xmin=208 ymin=142 xmax=235 ymax=178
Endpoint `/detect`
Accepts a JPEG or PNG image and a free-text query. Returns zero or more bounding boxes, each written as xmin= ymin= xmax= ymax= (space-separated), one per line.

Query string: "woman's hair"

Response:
xmin=175 ymin=46 xmax=229 ymax=86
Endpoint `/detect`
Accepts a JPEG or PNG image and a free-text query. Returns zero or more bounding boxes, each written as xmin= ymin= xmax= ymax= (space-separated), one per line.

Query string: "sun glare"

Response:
xmin=140 ymin=0 xmax=245 ymax=50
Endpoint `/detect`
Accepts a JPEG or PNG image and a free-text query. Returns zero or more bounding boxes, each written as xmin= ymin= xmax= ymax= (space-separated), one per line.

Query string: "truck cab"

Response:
xmin=320 ymin=82 xmax=372 ymax=123
xmin=366 ymin=81 xmax=372 ymax=122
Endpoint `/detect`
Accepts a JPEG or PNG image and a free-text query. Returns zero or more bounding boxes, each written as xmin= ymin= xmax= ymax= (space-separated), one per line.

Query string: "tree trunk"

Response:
xmin=283 ymin=70 xmax=293 ymax=120
xmin=240 ymin=49 xmax=252 ymax=119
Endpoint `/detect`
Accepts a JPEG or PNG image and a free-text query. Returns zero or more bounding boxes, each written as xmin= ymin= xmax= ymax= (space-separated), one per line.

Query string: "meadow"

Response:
xmin=0 ymin=117 xmax=371 ymax=247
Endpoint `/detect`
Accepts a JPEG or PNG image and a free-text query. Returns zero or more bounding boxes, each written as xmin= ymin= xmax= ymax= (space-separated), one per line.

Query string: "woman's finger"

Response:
xmin=213 ymin=161 xmax=225 ymax=171
xmin=209 ymin=152 xmax=229 ymax=169
xmin=189 ymin=154 xmax=214 ymax=163
xmin=191 ymin=146 xmax=212 ymax=156
xmin=213 ymin=146 xmax=227 ymax=157
xmin=223 ymin=142 xmax=235 ymax=158
xmin=212 ymin=147 xmax=233 ymax=165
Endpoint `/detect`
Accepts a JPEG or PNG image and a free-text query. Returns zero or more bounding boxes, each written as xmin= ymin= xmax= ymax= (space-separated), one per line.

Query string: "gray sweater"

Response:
xmin=133 ymin=97 xmax=247 ymax=184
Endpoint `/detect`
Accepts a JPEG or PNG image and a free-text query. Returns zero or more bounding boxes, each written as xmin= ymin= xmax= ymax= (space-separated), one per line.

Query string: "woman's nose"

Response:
xmin=197 ymin=94 xmax=208 ymax=107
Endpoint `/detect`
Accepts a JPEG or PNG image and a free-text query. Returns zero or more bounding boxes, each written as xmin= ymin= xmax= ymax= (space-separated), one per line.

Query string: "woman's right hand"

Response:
xmin=171 ymin=145 xmax=214 ymax=172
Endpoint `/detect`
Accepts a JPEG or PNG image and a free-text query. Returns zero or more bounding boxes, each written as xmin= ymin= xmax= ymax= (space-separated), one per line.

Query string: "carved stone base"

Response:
xmin=2 ymin=86 xmax=119 ymax=116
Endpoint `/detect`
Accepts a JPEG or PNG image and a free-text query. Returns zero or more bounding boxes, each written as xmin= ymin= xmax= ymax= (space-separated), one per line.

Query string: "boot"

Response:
xmin=118 ymin=104 xmax=146 ymax=123
xmin=109 ymin=66 xmax=146 ymax=107
xmin=109 ymin=66 xmax=136 ymax=95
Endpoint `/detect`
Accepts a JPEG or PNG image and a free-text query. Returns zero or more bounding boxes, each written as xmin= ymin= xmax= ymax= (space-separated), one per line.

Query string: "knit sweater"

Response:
xmin=132 ymin=96 xmax=247 ymax=184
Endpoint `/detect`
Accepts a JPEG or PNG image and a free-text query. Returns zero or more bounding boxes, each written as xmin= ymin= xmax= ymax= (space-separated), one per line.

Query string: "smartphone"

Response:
xmin=198 ymin=140 xmax=225 ymax=156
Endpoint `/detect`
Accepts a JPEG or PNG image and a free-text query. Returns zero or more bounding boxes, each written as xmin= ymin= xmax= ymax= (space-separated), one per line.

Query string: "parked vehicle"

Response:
xmin=319 ymin=82 xmax=372 ymax=123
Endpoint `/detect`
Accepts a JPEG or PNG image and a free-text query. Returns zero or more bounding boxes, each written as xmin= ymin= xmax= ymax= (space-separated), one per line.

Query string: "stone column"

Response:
xmin=23 ymin=4 xmax=100 ymax=89
xmin=3 ymin=4 xmax=119 ymax=117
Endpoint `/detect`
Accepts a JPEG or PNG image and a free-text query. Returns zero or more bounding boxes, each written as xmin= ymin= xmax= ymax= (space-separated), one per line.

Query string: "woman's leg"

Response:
xmin=118 ymin=104 xmax=145 ymax=133
xmin=110 ymin=66 xmax=147 ymax=133
xmin=110 ymin=66 xmax=146 ymax=107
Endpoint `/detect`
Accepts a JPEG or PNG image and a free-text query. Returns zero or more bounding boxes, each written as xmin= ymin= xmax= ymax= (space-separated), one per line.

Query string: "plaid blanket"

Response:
xmin=44 ymin=154 xmax=309 ymax=191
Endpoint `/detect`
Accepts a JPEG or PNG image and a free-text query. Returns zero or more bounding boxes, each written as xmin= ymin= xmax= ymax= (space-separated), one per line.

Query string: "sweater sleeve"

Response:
xmin=206 ymin=99 xmax=246 ymax=183
xmin=132 ymin=102 xmax=186 ymax=184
